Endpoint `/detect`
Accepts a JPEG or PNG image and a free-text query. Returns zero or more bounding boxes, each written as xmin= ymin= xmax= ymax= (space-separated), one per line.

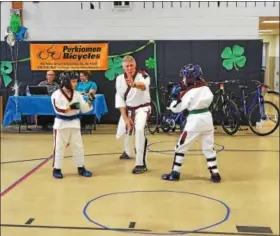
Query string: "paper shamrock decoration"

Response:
xmin=105 ymin=56 xmax=123 ymax=81
xmin=9 ymin=13 xmax=21 ymax=34
xmin=221 ymin=45 xmax=247 ymax=71
xmin=0 ymin=61 xmax=13 ymax=87
xmin=145 ymin=57 xmax=155 ymax=69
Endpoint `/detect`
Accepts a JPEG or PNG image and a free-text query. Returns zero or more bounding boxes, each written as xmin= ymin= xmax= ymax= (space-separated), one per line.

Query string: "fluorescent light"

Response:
xmin=259 ymin=30 xmax=274 ymax=32
xmin=263 ymin=20 xmax=280 ymax=23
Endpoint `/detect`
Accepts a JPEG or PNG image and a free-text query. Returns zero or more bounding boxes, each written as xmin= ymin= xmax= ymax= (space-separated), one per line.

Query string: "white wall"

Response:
xmin=1 ymin=1 xmax=279 ymax=41
xmin=260 ymin=34 xmax=280 ymax=91
xmin=274 ymin=35 xmax=279 ymax=92
xmin=260 ymin=35 xmax=278 ymax=56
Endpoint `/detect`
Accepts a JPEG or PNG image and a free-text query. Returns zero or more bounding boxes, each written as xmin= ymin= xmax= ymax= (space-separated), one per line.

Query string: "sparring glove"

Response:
xmin=70 ymin=102 xmax=80 ymax=110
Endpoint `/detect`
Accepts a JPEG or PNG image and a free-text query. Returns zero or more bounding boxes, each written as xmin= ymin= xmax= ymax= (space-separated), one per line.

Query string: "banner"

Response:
xmin=30 ymin=43 xmax=108 ymax=71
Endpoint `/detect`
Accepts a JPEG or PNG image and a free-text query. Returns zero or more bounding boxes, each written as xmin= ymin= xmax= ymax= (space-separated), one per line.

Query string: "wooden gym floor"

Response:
xmin=0 ymin=124 xmax=279 ymax=236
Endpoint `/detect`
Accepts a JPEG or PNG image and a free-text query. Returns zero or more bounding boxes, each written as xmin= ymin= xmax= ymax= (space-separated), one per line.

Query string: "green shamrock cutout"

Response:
xmin=0 ymin=61 xmax=13 ymax=87
xmin=145 ymin=57 xmax=155 ymax=69
xmin=105 ymin=56 xmax=124 ymax=81
xmin=221 ymin=45 xmax=247 ymax=71
xmin=10 ymin=13 xmax=21 ymax=34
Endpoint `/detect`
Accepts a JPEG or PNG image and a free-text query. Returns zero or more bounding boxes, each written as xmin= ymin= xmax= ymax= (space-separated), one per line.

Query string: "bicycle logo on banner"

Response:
xmin=37 ymin=45 xmax=61 ymax=60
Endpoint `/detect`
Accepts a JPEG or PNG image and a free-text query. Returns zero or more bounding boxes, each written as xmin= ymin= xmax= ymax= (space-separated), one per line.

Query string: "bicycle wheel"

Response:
xmin=146 ymin=100 xmax=160 ymax=134
xmin=160 ymin=113 xmax=172 ymax=133
xmin=248 ymin=100 xmax=280 ymax=136
xmin=265 ymin=91 xmax=279 ymax=109
xmin=221 ymin=99 xmax=241 ymax=135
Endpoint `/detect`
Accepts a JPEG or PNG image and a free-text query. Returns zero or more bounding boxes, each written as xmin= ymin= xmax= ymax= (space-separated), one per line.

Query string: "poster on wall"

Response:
xmin=30 ymin=43 xmax=108 ymax=71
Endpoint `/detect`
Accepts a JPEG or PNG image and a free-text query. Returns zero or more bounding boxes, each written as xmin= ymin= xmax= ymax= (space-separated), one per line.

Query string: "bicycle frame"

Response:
xmin=210 ymin=83 xmax=227 ymax=113
xmin=166 ymin=111 xmax=184 ymax=123
xmin=241 ymin=86 xmax=266 ymax=119
xmin=174 ymin=112 xmax=184 ymax=124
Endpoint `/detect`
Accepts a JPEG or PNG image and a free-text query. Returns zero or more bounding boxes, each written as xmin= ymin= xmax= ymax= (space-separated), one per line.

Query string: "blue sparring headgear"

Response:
xmin=59 ymin=71 xmax=79 ymax=90
xmin=179 ymin=64 xmax=203 ymax=80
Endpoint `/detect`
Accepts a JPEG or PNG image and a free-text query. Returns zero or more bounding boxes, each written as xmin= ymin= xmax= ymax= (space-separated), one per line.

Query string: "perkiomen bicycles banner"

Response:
xmin=30 ymin=43 xmax=108 ymax=71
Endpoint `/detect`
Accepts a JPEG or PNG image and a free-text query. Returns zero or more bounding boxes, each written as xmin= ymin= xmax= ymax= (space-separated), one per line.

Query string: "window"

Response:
xmin=113 ymin=1 xmax=130 ymax=7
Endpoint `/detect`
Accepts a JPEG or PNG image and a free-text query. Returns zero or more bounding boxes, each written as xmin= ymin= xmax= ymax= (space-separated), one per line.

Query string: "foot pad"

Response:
xmin=161 ymin=171 xmax=180 ymax=181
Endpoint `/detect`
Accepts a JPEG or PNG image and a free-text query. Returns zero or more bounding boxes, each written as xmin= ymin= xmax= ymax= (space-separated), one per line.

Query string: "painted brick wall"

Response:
xmin=1 ymin=1 xmax=279 ymax=41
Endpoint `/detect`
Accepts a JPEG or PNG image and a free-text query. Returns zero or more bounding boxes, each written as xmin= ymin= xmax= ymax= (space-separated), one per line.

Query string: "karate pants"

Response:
xmin=172 ymin=130 xmax=219 ymax=173
xmin=122 ymin=134 xmax=133 ymax=157
xmin=117 ymin=108 xmax=149 ymax=166
xmin=53 ymin=128 xmax=85 ymax=169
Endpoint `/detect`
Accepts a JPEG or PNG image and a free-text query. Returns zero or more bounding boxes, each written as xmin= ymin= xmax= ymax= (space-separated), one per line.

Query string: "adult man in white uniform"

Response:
xmin=115 ymin=56 xmax=151 ymax=174
xmin=51 ymin=72 xmax=94 ymax=179
xmin=161 ymin=64 xmax=221 ymax=183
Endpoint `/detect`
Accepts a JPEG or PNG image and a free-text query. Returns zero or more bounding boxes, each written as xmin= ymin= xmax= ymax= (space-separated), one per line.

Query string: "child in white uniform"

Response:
xmin=161 ymin=64 xmax=221 ymax=183
xmin=51 ymin=72 xmax=94 ymax=179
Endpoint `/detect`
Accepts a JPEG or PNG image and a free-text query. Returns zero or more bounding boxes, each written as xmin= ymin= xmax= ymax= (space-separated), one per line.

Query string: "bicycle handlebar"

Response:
xmin=251 ymin=80 xmax=270 ymax=89
xmin=208 ymin=80 xmax=239 ymax=85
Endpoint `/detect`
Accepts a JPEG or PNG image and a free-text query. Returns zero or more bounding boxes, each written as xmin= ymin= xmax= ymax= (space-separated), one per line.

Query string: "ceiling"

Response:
xmin=259 ymin=16 xmax=279 ymax=35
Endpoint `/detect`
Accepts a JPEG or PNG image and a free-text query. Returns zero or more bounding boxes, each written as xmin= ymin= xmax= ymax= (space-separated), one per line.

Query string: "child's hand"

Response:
xmin=70 ymin=102 xmax=80 ymax=110
xmin=87 ymin=99 xmax=93 ymax=107
xmin=65 ymin=107 xmax=72 ymax=113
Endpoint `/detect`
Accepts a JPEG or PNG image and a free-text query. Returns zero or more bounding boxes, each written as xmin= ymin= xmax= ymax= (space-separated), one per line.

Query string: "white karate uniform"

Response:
xmin=51 ymin=89 xmax=93 ymax=169
xmin=169 ymin=85 xmax=219 ymax=173
xmin=115 ymin=71 xmax=151 ymax=166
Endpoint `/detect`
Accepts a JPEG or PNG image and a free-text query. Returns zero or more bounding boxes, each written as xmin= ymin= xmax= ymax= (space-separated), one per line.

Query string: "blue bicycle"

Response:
xmin=231 ymin=80 xmax=280 ymax=136
xmin=160 ymin=82 xmax=187 ymax=133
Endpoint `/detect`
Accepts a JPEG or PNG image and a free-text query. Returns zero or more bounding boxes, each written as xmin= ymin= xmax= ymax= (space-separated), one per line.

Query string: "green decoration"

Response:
xmin=0 ymin=57 xmax=30 ymax=63
xmin=10 ymin=13 xmax=21 ymax=33
xmin=104 ymin=41 xmax=154 ymax=81
xmin=145 ymin=57 xmax=155 ymax=69
xmin=103 ymin=40 xmax=161 ymax=115
xmin=0 ymin=61 xmax=13 ymax=87
xmin=153 ymin=41 xmax=161 ymax=115
xmin=221 ymin=45 xmax=247 ymax=71
xmin=105 ymin=57 xmax=124 ymax=81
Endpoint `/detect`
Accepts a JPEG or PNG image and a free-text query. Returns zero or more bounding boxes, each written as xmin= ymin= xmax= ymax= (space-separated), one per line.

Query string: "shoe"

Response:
xmin=119 ymin=152 xmax=132 ymax=160
xmin=78 ymin=167 xmax=92 ymax=177
xmin=161 ymin=170 xmax=180 ymax=181
xmin=210 ymin=171 xmax=221 ymax=183
xmin=132 ymin=165 xmax=147 ymax=174
xmin=53 ymin=168 xmax=63 ymax=179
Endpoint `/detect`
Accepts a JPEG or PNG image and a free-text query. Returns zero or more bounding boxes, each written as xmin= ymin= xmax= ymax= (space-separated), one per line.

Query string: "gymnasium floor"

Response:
xmin=0 ymin=124 xmax=279 ymax=236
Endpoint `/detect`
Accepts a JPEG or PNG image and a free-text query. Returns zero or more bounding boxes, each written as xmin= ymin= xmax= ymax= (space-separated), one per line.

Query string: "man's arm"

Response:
xmin=38 ymin=81 xmax=46 ymax=86
xmin=131 ymin=72 xmax=150 ymax=91
xmin=115 ymin=93 xmax=128 ymax=120
xmin=115 ymin=78 xmax=132 ymax=130
xmin=132 ymin=82 xmax=146 ymax=90
xmin=89 ymin=82 xmax=97 ymax=95
xmin=54 ymin=82 xmax=60 ymax=89
xmin=119 ymin=107 xmax=128 ymax=120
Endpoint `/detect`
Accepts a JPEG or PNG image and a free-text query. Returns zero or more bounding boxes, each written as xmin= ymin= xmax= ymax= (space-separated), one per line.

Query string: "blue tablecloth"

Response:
xmin=2 ymin=94 xmax=108 ymax=127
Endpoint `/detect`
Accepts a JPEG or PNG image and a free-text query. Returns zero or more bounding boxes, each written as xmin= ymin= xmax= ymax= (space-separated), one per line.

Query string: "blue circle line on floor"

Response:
xmin=82 ymin=190 xmax=231 ymax=235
